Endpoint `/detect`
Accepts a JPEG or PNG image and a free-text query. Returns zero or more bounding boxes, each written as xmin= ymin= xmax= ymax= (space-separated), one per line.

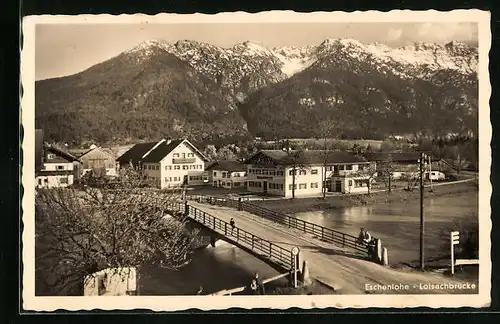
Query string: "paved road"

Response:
xmin=189 ymin=201 xmax=478 ymax=295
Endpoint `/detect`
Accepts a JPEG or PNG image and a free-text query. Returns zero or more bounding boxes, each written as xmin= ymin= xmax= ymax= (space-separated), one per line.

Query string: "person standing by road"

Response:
xmin=254 ymin=272 xmax=265 ymax=295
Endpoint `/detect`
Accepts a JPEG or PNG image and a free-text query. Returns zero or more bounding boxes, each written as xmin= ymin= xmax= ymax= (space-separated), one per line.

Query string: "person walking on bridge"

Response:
xmin=230 ymin=218 xmax=236 ymax=233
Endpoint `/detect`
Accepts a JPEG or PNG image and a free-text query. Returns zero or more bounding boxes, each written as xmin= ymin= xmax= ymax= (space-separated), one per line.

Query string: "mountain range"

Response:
xmin=35 ymin=38 xmax=478 ymax=145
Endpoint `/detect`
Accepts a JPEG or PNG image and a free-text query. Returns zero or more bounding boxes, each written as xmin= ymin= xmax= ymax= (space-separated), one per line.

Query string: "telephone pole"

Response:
xmin=419 ymin=152 xmax=425 ymax=270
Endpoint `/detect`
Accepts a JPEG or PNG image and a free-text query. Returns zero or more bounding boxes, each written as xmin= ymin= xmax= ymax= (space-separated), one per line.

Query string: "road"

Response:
xmin=189 ymin=201 xmax=478 ymax=295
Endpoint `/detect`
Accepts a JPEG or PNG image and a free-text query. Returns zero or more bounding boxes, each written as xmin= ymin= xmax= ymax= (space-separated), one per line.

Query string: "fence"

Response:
xmin=187 ymin=195 xmax=371 ymax=255
xmin=165 ymin=200 xmax=296 ymax=271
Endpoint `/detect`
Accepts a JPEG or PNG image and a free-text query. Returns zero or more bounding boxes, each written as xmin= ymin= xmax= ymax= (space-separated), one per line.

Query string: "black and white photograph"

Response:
xmin=21 ymin=10 xmax=491 ymax=310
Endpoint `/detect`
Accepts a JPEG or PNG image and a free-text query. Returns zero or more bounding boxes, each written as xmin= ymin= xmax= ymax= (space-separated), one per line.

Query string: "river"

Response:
xmin=293 ymin=192 xmax=479 ymax=265
xmin=139 ymin=192 xmax=478 ymax=295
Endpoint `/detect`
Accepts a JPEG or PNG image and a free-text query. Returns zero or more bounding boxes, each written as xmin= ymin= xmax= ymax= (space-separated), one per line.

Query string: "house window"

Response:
xmin=57 ymin=165 xmax=64 ymax=170
xmin=183 ymin=165 xmax=188 ymax=170
xmin=326 ymin=166 xmax=333 ymax=171
xmin=156 ymin=165 xmax=160 ymax=170
xmin=59 ymin=177 xmax=68 ymax=184
xmin=213 ymin=171 xmax=217 ymax=177
xmin=233 ymin=173 xmax=239 ymax=177
xmin=348 ymin=180 xmax=353 ymax=186
xmin=289 ymin=170 xmax=295 ymax=176
xmin=175 ymin=165 xmax=180 ymax=170
xmin=346 ymin=165 xmax=353 ymax=170
xmin=277 ymin=171 xmax=284 ymax=176
xmin=38 ymin=179 xmax=42 ymax=185
xmin=299 ymin=170 xmax=306 ymax=175
xmin=288 ymin=184 xmax=297 ymax=190
xmin=166 ymin=165 xmax=171 ymax=170
xmin=44 ymin=179 xmax=48 ymax=183
xmin=188 ymin=153 xmax=194 ymax=157
xmin=340 ymin=165 xmax=345 ymax=170
xmin=311 ymin=182 xmax=318 ymax=188
xmin=299 ymin=183 xmax=307 ymax=189
xmin=311 ymin=169 xmax=318 ymax=175
xmin=355 ymin=180 xmax=365 ymax=187
xmin=222 ymin=172 xmax=227 ymax=178
xmin=173 ymin=153 xmax=180 ymax=158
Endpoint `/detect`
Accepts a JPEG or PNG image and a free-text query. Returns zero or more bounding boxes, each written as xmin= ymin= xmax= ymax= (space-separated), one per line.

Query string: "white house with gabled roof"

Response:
xmin=140 ymin=139 xmax=209 ymax=189
xmin=244 ymin=150 xmax=371 ymax=197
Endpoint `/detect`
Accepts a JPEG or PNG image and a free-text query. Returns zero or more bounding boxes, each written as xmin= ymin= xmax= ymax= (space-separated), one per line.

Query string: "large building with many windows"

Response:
xmin=206 ymin=160 xmax=248 ymax=190
xmin=244 ymin=150 xmax=371 ymax=197
xmin=118 ymin=138 xmax=209 ymax=189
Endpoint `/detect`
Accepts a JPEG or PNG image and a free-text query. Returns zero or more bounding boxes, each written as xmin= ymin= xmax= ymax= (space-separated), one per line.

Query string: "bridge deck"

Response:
xmin=189 ymin=201 xmax=477 ymax=294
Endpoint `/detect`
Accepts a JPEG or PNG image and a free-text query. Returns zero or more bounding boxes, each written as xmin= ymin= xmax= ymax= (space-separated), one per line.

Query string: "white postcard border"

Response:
xmin=21 ymin=9 xmax=492 ymax=311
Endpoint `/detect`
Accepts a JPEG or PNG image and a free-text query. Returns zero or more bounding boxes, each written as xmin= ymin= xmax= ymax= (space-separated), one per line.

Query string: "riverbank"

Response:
xmin=254 ymin=180 xmax=478 ymax=214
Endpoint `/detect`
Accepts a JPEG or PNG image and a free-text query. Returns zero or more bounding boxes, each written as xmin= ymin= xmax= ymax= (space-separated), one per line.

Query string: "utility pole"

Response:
xmin=419 ymin=152 xmax=425 ymax=270
xmin=428 ymin=155 xmax=433 ymax=192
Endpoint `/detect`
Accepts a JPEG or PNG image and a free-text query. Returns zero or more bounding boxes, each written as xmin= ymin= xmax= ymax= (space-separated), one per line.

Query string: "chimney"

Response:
xmin=166 ymin=139 xmax=172 ymax=145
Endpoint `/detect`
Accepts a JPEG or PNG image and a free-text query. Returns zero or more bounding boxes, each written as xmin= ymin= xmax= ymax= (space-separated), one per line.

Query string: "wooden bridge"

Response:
xmin=164 ymin=200 xmax=302 ymax=290
xmin=162 ymin=195 xmax=473 ymax=294
xmin=188 ymin=195 xmax=376 ymax=256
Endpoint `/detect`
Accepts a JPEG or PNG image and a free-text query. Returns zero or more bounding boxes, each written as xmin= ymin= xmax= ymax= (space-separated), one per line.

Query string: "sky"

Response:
xmin=35 ymin=22 xmax=478 ymax=80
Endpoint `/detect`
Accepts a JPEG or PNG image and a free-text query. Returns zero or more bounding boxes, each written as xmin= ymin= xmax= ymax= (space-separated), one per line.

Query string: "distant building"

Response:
xmin=78 ymin=146 xmax=118 ymax=177
xmin=244 ymin=150 xmax=370 ymax=197
xmin=362 ymin=152 xmax=439 ymax=179
xmin=36 ymin=144 xmax=80 ymax=189
xmin=206 ymin=160 xmax=248 ymax=189
xmin=133 ymin=139 xmax=209 ymax=189
xmin=116 ymin=139 xmax=166 ymax=170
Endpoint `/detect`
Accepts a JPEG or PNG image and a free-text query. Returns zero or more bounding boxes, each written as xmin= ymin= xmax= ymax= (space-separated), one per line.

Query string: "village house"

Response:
xmin=77 ymin=145 xmax=118 ymax=177
xmin=36 ymin=145 xmax=80 ymax=189
xmin=116 ymin=139 xmax=167 ymax=170
xmin=35 ymin=129 xmax=80 ymax=189
xmin=138 ymin=139 xmax=209 ymax=189
xmin=244 ymin=150 xmax=371 ymax=198
xmin=206 ymin=160 xmax=248 ymax=190
xmin=362 ymin=152 xmax=443 ymax=179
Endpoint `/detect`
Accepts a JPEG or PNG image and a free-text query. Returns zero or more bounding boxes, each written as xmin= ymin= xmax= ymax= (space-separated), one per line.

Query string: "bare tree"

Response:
xmin=317 ymin=119 xmax=339 ymax=199
xmin=354 ymin=163 xmax=378 ymax=195
xmin=378 ymin=154 xmax=395 ymax=193
xmin=283 ymin=149 xmax=310 ymax=199
xmin=35 ymin=167 xmax=200 ymax=296
xmin=400 ymin=171 xmax=420 ymax=191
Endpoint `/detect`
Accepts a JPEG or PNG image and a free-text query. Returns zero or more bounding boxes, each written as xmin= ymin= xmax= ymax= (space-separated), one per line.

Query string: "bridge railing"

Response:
xmin=188 ymin=195 xmax=371 ymax=255
xmin=165 ymin=200 xmax=295 ymax=271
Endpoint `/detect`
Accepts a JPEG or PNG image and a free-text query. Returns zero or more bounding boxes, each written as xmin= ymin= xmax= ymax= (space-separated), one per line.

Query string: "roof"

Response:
xmin=116 ymin=141 xmax=162 ymax=164
xmin=142 ymin=139 xmax=184 ymax=163
xmin=205 ymin=160 xmax=247 ymax=172
xmin=45 ymin=146 xmax=80 ymax=163
xmin=362 ymin=152 xmax=437 ymax=163
xmin=78 ymin=147 xmax=116 ymax=159
xmin=244 ymin=150 xmax=368 ymax=166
